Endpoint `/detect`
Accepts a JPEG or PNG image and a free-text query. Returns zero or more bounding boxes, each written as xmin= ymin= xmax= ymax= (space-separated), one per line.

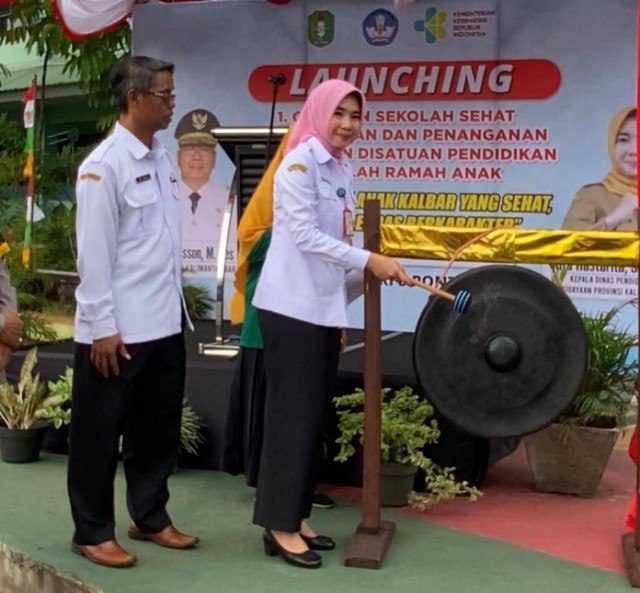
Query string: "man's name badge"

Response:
xmin=343 ymin=207 xmax=354 ymax=238
xmin=136 ymin=174 xmax=152 ymax=183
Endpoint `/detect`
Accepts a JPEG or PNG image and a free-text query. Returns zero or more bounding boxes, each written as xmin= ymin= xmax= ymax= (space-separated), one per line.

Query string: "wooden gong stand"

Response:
xmin=346 ymin=201 xmax=640 ymax=576
xmin=344 ymin=198 xmax=396 ymax=569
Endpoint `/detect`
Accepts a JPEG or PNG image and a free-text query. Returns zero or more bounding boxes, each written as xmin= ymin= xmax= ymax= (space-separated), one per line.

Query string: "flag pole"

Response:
xmin=22 ymin=74 xmax=37 ymax=268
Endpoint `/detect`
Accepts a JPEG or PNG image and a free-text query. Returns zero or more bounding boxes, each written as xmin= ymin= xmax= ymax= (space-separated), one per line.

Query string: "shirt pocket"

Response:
xmin=170 ymin=178 xmax=180 ymax=200
xmin=317 ymin=179 xmax=344 ymax=237
xmin=122 ymin=184 xmax=161 ymax=237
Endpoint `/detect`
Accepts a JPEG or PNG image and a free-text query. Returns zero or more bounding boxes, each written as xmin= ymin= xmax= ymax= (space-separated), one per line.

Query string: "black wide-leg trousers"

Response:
xmin=68 ymin=332 xmax=186 ymax=545
xmin=253 ymin=310 xmax=340 ymax=532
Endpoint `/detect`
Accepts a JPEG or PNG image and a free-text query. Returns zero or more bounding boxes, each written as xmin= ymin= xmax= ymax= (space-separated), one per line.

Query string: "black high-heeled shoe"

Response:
xmin=301 ymin=533 xmax=335 ymax=551
xmin=263 ymin=530 xmax=322 ymax=569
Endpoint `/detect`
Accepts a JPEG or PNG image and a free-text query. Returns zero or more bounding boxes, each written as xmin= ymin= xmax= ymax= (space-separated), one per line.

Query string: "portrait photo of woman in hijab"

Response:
xmin=562 ymin=106 xmax=637 ymax=230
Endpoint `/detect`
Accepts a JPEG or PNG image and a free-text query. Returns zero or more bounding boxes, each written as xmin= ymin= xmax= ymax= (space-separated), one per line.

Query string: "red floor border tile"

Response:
xmin=321 ymin=444 xmax=636 ymax=574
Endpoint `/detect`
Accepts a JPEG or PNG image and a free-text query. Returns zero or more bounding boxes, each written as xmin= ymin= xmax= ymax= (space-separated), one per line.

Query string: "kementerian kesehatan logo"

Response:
xmin=308 ymin=10 xmax=335 ymax=48
xmin=362 ymin=9 xmax=399 ymax=46
xmin=413 ymin=7 xmax=447 ymax=44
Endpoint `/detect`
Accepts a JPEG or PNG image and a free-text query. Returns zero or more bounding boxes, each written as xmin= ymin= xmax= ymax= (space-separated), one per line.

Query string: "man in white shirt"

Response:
xmin=68 ymin=55 xmax=198 ymax=569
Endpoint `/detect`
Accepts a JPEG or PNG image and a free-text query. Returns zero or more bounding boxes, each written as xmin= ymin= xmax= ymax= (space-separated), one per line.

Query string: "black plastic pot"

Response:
xmin=380 ymin=463 xmax=418 ymax=507
xmin=0 ymin=422 xmax=49 ymax=463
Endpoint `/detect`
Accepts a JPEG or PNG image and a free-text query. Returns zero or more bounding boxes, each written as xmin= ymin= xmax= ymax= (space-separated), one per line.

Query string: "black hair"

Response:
xmin=110 ymin=56 xmax=175 ymax=114
xmin=346 ymin=91 xmax=363 ymax=111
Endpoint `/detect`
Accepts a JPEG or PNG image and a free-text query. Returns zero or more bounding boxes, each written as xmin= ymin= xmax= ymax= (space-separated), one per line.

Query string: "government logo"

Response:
xmin=308 ymin=10 xmax=335 ymax=48
xmin=362 ymin=9 xmax=398 ymax=46
xmin=414 ymin=7 xmax=447 ymax=44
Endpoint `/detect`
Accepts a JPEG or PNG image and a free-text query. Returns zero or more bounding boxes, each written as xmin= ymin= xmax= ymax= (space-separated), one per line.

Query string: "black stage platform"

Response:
xmin=6 ymin=321 xmax=492 ymax=488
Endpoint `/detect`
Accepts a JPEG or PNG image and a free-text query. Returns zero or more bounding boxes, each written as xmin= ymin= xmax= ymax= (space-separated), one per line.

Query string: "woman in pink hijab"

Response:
xmin=252 ymin=79 xmax=413 ymax=569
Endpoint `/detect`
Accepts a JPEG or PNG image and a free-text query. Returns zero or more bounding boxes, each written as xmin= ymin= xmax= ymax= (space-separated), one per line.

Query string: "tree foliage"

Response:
xmin=0 ymin=0 xmax=130 ymax=129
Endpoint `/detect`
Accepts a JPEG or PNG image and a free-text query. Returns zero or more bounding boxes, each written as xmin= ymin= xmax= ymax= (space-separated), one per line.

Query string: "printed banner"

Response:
xmin=134 ymin=0 xmax=637 ymax=331
xmin=172 ymin=107 xmax=237 ymax=308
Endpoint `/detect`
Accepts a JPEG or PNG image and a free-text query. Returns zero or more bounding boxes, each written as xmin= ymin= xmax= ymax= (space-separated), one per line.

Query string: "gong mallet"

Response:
xmin=413 ymin=279 xmax=472 ymax=313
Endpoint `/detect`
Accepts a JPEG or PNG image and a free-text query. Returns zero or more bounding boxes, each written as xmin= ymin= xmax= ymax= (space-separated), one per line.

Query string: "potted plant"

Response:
xmin=0 ymin=348 xmax=49 ymax=462
xmin=36 ymin=367 xmax=73 ymax=429
xmin=524 ymin=302 xmax=636 ymax=497
xmin=333 ymin=385 xmax=481 ymax=509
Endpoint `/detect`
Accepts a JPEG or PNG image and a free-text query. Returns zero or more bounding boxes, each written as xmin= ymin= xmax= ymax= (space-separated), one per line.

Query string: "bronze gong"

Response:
xmin=412 ymin=265 xmax=588 ymax=438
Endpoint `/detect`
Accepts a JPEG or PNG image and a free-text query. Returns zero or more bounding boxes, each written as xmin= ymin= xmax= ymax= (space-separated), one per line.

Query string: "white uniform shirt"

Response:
xmin=179 ymin=179 xmax=230 ymax=244
xmin=74 ymin=123 xmax=184 ymax=344
xmin=179 ymin=179 xmax=237 ymax=270
xmin=253 ymin=137 xmax=370 ymax=328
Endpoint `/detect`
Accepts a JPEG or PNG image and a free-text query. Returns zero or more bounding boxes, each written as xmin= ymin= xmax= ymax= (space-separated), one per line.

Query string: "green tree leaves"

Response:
xmin=0 ymin=0 xmax=131 ymax=129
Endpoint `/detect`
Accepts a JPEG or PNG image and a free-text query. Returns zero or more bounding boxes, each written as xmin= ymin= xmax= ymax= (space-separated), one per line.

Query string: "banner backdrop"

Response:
xmin=133 ymin=0 xmax=637 ymax=331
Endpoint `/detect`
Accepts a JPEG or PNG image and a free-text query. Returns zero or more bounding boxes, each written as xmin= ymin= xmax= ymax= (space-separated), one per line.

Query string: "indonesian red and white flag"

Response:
xmin=51 ymin=0 xmax=133 ymax=40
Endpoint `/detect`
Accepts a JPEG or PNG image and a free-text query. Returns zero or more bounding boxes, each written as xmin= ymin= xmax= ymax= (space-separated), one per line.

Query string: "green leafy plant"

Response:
xmin=333 ymin=386 xmax=481 ymax=510
xmin=0 ymin=348 xmax=47 ymax=429
xmin=35 ymin=366 xmax=73 ymax=429
xmin=549 ymin=264 xmax=570 ymax=287
xmin=21 ymin=311 xmax=59 ymax=345
xmin=182 ymin=283 xmax=215 ymax=320
xmin=559 ymin=302 xmax=636 ymax=428
xmin=180 ymin=402 xmax=204 ymax=455
xmin=0 ymin=0 xmax=130 ymax=131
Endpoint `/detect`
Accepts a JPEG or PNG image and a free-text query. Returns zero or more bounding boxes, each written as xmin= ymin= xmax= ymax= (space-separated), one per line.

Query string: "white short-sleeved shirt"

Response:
xmin=74 ymin=123 xmax=185 ymax=344
xmin=252 ymin=137 xmax=369 ymax=328
xmin=179 ymin=180 xmax=231 ymax=244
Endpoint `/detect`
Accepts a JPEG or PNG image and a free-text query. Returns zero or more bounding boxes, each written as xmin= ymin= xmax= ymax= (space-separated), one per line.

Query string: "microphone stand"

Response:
xmin=265 ymin=74 xmax=286 ymax=168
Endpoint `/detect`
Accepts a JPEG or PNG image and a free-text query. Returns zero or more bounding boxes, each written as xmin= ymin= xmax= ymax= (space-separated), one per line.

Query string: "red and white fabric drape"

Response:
xmin=50 ymin=0 xmax=293 ymax=41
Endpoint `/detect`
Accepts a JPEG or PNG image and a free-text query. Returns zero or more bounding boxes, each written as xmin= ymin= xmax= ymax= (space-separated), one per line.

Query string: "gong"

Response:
xmin=412 ymin=265 xmax=588 ymax=438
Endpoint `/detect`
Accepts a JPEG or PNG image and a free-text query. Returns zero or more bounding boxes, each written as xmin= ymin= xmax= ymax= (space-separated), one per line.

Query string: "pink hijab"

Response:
xmin=286 ymin=79 xmax=367 ymax=158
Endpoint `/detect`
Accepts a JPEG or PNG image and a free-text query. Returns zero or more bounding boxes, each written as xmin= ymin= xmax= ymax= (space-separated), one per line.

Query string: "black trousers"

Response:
xmin=253 ymin=310 xmax=340 ymax=532
xmin=67 ymin=332 xmax=186 ymax=545
xmin=222 ymin=347 xmax=266 ymax=488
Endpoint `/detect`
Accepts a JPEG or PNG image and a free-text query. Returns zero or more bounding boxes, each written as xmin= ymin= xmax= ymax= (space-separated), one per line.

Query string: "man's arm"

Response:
xmin=0 ymin=257 xmax=22 ymax=351
xmin=0 ymin=256 xmax=17 ymax=312
xmin=75 ymin=159 xmax=130 ymax=377
xmin=74 ymin=161 xmax=119 ymax=339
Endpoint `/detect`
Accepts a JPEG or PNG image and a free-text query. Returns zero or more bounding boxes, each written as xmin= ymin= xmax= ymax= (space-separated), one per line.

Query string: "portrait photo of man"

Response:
xmin=175 ymin=109 xmax=235 ymax=258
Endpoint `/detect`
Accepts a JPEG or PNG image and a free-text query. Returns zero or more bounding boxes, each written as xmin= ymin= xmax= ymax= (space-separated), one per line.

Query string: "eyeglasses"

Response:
xmin=143 ymin=90 xmax=176 ymax=104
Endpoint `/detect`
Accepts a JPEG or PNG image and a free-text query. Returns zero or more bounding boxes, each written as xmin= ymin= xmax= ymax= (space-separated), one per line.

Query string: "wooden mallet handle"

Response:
xmin=413 ymin=280 xmax=472 ymax=314
xmin=413 ymin=280 xmax=456 ymax=301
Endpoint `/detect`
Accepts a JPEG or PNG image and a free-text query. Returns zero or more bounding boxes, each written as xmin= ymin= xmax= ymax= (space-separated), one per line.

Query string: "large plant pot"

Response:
xmin=523 ymin=423 xmax=619 ymax=498
xmin=0 ymin=422 xmax=49 ymax=463
xmin=380 ymin=463 xmax=418 ymax=507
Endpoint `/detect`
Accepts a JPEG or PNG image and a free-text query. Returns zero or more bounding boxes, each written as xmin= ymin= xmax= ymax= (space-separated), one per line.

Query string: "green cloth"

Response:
xmin=239 ymin=228 xmax=272 ymax=348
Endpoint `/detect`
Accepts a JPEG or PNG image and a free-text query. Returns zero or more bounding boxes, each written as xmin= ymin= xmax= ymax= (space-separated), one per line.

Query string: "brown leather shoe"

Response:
xmin=128 ymin=523 xmax=199 ymax=549
xmin=71 ymin=540 xmax=136 ymax=568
